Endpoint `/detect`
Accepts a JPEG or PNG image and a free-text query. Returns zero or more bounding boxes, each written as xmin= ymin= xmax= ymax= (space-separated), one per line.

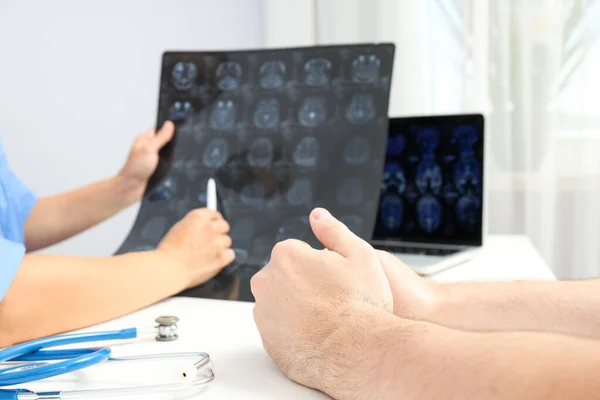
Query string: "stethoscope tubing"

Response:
xmin=1 ymin=348 xmax=214 ymax=399
xmin=0 ymin=325 xmax=214 ymax=399
xmin=0 ymin=329 xmax=137 ymax=386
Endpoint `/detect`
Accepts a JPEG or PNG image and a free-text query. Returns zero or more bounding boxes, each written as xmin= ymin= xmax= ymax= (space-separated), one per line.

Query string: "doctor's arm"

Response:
xmin=23 ymin=122 xmax=174 ymax=251
xmin=379 ymin=251 xmax=600 ymax=338
xmin=0 ymin=208 xmax=235 ymax=347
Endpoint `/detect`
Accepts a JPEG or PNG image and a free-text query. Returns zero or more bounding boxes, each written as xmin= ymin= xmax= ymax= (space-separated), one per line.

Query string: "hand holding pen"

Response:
xmin=153 ymin=177 xmax=234 ymax=288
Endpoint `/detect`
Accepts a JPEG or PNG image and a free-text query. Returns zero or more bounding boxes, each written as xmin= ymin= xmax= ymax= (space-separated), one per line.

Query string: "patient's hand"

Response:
xmin=377 ymin=250 xmax=441 ymax=321
xmin=156 ymin=208 xmax=235 ymax=288
xmin=251 ymin=208 xmax=393 ymax=393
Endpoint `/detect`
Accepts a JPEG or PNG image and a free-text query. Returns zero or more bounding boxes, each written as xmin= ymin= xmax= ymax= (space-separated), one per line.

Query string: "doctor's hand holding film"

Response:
xmin=117 ymin=121 xmax=176 ymax=201
xmin=24 ymin=122 xmax=176 ymax=251
xmin=157 ymin=208 xmax=235 ymax=288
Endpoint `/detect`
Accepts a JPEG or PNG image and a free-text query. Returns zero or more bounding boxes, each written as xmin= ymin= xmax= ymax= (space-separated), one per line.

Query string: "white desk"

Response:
xmin=16 ymin=235 xmax=554 ymax=399
xmin=431 ymin=234 xmax=555 ymax=283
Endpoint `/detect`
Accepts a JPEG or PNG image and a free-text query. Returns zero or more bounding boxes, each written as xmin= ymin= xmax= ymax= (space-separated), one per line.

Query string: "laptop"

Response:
xmin=371 ymin=114 xmax=486 ymax=276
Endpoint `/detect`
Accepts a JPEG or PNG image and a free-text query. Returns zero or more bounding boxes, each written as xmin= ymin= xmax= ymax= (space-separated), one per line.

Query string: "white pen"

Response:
xmin=207 ymin=178 xmax=217 ymax=211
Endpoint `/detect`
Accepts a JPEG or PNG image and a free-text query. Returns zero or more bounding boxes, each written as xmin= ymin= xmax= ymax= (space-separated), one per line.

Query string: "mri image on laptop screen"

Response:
xmin=372 ymin=114 xmax=484 ymax=246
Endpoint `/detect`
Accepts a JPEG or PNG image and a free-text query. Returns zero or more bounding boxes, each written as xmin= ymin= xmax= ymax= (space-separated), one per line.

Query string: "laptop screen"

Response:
xmin=372 ymin=114 xmax=485 ymax=247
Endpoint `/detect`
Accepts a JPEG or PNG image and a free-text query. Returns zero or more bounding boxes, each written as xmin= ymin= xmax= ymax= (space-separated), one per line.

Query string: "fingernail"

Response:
xmin=313 ymin=208 xmax=331 ymax=220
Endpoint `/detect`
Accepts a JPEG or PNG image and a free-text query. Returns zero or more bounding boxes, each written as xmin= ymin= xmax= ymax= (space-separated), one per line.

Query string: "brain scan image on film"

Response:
xmin=304 ymin=58 xmax=332 ymax=87
xmin=202 ymin=138 xmax=229 ymax=169
xmin=298 ymin=97 xmax=327 ymax=127
xmin=173 ymin=159 xmax=202 ymax=181
xmin=253 ymin=99 xmax=280 ymax=129
xmin=210 ymin=100 xmax=236 ymax=130
xmin=337 ymin=178 xmax=363 ymax=206
xmin=293 ymin=136 xmax=319 ymax=167
xmin=147 ymin=176 xmax=176 ymax=203
xmin=344 ymin=136 xmax=370 ymax=165
xmin=247 ymin=138 xmax=274 ymax=167
xmin=169 ymin=101 xmax=194 ymax=122
xmin=241 ymin=183 xmax=266 ymax=205
xmin=352 ymin=55 xmax=380 ymax=83
xmin=260 ymin=60 xmax=286 ymax=89
xmin=346 ymin=93 xmax=376 ymax=124
xmin=117 ymin=44 xmax=396 ymax=302
xmin=287 ymin=179 xmax=313 ymax=207
xmin=172 ymin=62 xmax=197 ymax=91
xmin=216 ymin=61 xmax=242 ymax=91
xmin=373 ymin=114 xmax=484 ymax=246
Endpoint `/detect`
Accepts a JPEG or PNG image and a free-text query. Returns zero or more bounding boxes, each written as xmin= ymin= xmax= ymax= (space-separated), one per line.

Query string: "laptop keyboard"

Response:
xmin=374 ymin=245 xmax=460 ymax=257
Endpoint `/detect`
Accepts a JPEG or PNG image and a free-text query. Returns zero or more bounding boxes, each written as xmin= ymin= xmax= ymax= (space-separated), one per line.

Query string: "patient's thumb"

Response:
xmin=309 ymin=208 xmax=365 ymax=258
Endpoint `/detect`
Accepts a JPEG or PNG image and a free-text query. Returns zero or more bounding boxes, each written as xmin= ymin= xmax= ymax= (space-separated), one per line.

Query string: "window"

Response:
xmin=556 ymin=0 xmax=600 ymax=138
xmin=426 ymin=0 xmax=474 ymax=114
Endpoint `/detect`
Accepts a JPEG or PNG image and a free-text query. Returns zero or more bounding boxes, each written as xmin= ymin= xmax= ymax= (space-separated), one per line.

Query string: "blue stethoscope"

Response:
xmin=0 ymin=316 xmax=214 ymax=399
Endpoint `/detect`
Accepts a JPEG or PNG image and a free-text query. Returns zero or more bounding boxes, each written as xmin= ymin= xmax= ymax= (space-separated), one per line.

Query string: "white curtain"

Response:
xmin=262 ymin=0 xmax=600 ymax=279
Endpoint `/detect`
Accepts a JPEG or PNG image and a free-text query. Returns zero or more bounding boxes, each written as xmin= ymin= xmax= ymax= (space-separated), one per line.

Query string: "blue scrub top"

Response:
xmin=0 ymin=140 xmax=37 ymax=301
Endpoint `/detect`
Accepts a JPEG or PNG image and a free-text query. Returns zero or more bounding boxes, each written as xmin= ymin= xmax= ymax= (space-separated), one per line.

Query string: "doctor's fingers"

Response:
xmin=201 ymin=236 xmax=234 ymax=266
xmin=210 ymin=233 xmax=232 ymax=250
xmin=186 ymin=208 xmax=223 ymax=222
xmin=181 ymin=209 xmax=224 ymax=235
xmin=150 ymin=121 xmax=175 ymax=151
xmin=309 ymin=208 xmax=374 ymax=261
xmin=209 ymin=218 xmax=230 ymax=234
xmin=217 ymin=247 xmax=236 ymax=267
xmin=133 ymin=126 xmax=162 ymax=149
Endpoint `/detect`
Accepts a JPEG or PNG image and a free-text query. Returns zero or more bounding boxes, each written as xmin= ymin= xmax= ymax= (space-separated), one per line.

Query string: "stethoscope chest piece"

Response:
xmin=155 ymin=315 xmax=180 ymax=342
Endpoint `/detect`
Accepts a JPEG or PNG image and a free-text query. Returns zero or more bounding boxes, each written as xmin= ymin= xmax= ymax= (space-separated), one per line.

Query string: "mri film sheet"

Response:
xmin=115 ymin=44 xmax=395 ymax=302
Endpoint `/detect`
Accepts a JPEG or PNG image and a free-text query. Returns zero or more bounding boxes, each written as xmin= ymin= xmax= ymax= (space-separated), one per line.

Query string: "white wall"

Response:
xmin=0 ymin=0 xmax=264 ymax=256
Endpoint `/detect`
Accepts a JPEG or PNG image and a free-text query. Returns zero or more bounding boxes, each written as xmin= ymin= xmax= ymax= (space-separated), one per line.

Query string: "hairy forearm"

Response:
xmin=324 ymin=308 xmax=600 ymax=400
xmin=24 ymin=175 xmax=142 ymax=251
xmin=428 ymin=279 xmax=600 ymax=338
xmin=0 ymin=251 xmax=186 ymax=346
